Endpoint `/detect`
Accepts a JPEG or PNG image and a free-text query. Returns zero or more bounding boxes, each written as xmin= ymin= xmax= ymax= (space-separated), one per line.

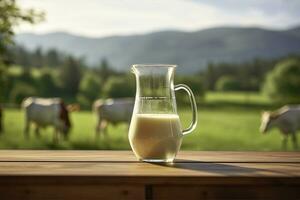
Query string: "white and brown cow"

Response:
xmin=0 ymin=105 xmax=3 ymax=133
xmin=260 ymin=105 xmax=300 ymax=150
xmin=22 ymin=97 xmax=71 ymax=141
xmin=93 ymin=98 xmax=134 ymax=137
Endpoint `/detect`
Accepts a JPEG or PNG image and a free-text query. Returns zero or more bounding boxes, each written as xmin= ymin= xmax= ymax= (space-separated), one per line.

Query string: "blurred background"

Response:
xmin=0 ymin=0 xmax=300 ymax=150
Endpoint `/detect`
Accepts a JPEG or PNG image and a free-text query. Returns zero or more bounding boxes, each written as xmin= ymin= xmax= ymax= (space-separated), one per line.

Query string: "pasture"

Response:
xmin=0 ymin=92 xmax=295 ymax=151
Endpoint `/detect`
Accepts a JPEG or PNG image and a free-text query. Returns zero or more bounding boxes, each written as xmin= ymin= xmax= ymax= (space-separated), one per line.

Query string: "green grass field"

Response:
xmin=0 ymin=92 xmax=297 ymax=151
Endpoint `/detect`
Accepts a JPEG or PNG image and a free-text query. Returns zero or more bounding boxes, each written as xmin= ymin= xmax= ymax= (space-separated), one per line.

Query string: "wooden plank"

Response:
xmin=0 ymin=150 xmax=299 ymax=163
xmin=0 ymin=151 xmax=299 ymax=200
xmin=0 ymin=162 xmax=299 ymax=178
xmin=0 ymin=184 xmax=144 ymax=200
xmin=0 ymin=150 xmax=135 ymax=162
xmin=152 ymin=185 xmax=300 ymax=200
xmin=0 ymin=175 xmax=299 ymax=186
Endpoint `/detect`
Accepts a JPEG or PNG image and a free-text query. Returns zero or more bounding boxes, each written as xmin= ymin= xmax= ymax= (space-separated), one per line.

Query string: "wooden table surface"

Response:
xmin=0 ymin=150 xmax=299 ymax=200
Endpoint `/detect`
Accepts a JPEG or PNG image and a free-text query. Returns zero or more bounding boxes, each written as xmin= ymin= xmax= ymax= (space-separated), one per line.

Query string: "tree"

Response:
xmin=18 ymin=68 xmax=35 ymax=86
xmin=0 ymin=0 xmax=44 ymax=65
xmin=12 ymin=45 xmax=31 ymax=68
xmin=96 ymin=59 xmax=116 ymax=82
xmin=38 ymin=71 xmax=58 ymax=97
xmin=45 ymin=49 xmax=61 ymax=67
xmin=77 ymin=73 xmax=102 ymax=107
xmin=263 ymin=59 xmax=300 ymax=103
xmin=103 ymin=76 xmax=135 ymax=98
xmin=10 ymin=82 xmax=37 ymax=104
xmin=216 ymin=76 xmax=241 ymax=91
xmin=204 ymin=63 xmax=217 ymax=90
xmin=32 ymin=47 xmax=43 ymax=68
xmin=0 ymin=0 xmax=43 ymax=102
xmin=59 ymin=56 xmax=82 ymax=96
xmin=175 ymin=76 xmax=205 ymax=104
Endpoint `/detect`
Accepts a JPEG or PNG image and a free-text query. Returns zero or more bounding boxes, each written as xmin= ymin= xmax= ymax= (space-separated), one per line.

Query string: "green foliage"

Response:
xmin=202 ymin=58 xmax=277 ymax=91
xmin=0 ymin=65 xmax=6 ymax=102
xmin=0 ymin=0 xmax=44 ymax=65
xmin=37 ymin=71 xmax=59 ymax=97
xmin=12 ymin=46 xmax=31 ymax=68
xmin=263 ymin=58 xmax=300 ymax=103
xmin=18 ymin=68 xmax=35 ymax=85
xmin=0 ymin=0 xmax=43 ymax=103
xmin=59 ymin=56 xmax=82 ymax=96
xmin=216 ymin=76 xmax=241 ymax=91
xmin=31 ymin=48 xmax=43 ymax=68
xmin=3 ymin=58 xmax=119 ymax=107
xmin=95 ymin=58 xmax=118 ymax=81
xmin=10 ymin=83 xmax=37 ymax=104
xmin=77 ymin=73 xmax=102 ymax=108
xmin=8 ymin=69 xmax=37 ymax=103
xmin=12 ymin=46 xmax=64 ymax=68
xmin=103 ymin=75 xmax=135 ymax=98
xmin=204 ymin=63 xmax=218 ymax=90
xmin=45 ymin=49 xmax=60 ymax=67
xmin=175 ymin=76 xmax=205 ymax=104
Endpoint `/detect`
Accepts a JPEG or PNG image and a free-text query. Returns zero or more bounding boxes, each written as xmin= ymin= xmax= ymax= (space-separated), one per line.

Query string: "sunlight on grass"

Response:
xmin=0 ymin=106 xmax=289 ymax=151
xmin=206 ymin=91 xmax=271 ymax=105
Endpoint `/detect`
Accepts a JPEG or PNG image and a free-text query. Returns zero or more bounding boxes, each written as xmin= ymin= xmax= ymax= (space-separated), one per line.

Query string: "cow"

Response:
xmin=260 ymin=105 xmax=300 ymax=150
xmin=93 ymin=98 xmax=134 ymax=137
xmin=22 ymin=97 xmax=71 ymax=142
xmin=0 ymin=105 xmax=3 ymax=133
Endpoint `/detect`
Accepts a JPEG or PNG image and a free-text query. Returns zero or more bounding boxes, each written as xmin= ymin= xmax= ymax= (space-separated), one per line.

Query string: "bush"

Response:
xmin=103 ymin=75 xmax=135 ymax=98
xmin=59 ymin=56 xmax=82 ymax=96
xmin=216 ymin=76 xmax=241 ymax=91
xmin=77 ymin=73 xmax=102 ymax=108
xmin=37 ymin=71 xmax=59 ymax=97
xmin=175 ymin=76 xmax=205 ymax=104
xmin=10 ymin=82 xmax=37 ymax=104
xmin=263 ymin=58 xmax=300 ymax=103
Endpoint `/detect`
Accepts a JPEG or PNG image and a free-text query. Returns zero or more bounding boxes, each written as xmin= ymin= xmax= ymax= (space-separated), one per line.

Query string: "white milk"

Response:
xmin=129 ymin=113 xmax=183 ymax=162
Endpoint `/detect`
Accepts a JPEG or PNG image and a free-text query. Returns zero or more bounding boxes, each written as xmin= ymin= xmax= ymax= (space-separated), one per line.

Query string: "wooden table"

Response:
xmin=0 ymin=151 xmax=299 ymax=200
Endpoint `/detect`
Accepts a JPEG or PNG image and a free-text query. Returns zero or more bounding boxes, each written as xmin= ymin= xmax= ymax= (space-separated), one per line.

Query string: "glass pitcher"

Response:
xmin=129 ymin=64 xmax=197 ymax=162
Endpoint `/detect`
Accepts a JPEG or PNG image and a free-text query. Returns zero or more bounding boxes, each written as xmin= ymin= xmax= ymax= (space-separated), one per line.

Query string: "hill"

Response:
xmin=15 ymin=26 xmax=300 ymax=73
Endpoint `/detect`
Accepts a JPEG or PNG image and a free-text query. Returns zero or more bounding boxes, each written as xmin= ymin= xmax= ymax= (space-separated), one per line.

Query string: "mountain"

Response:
xmin=15 ymin=26 xmax=300 ymax=74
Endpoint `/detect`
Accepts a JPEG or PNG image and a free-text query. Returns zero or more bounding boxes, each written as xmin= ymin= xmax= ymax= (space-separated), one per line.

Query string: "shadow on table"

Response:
xmin=151 ymin=159 xmax=286 ymax=175
xmin=152 ymin=161 xmax=256 ymax=175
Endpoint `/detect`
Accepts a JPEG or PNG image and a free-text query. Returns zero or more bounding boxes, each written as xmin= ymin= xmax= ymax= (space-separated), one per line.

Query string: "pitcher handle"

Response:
xmin=175 ymin=84 xmax=198 ymax=135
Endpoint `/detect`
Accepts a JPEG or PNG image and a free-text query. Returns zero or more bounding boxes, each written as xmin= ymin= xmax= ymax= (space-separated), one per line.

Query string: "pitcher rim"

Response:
xmin=132 ymin=64 xmax=177 ymax=68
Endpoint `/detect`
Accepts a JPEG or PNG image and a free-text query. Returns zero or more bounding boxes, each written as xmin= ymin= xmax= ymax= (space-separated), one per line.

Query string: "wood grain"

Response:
xmin=152 ymin=185 xmax=300 ymax=200
xmin=0 ymin=184 xmax=144 ymax=200
xmin=0 ymin=151 xmax=299 ymax=200
xmin=0 ymin=162 xmax=299 ymax=177
xmin=0 ymin=150 xmax=299 ymax=162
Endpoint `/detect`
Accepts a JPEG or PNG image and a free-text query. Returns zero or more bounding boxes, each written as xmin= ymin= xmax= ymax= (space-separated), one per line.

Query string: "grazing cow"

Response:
xmin=260 ymin=105 xmax=300 ymax=150
xmin=22 ymin=97 xmax=71 ymax=142
xmin=93 ymin=98 xmax=134 ymax=136
xmin=0 ymin=105 xmax=3 ymax=133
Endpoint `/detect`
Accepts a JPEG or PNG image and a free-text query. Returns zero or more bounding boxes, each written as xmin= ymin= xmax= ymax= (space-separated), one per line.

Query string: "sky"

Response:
xmin=16 ymin=0 xmax=300 ymax=37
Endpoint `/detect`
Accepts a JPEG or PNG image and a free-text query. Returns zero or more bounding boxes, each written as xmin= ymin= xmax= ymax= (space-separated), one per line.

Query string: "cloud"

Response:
xmin=192 ymin=0 xmax=300 ymax=26
xmin=16 ymin=0 xmax=300 ymax=37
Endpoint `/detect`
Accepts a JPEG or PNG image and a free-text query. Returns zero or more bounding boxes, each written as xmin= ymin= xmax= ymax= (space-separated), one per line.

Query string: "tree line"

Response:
xmin=3 ymin=45 xmax=299 ymax=108
xmin=4 ymin=46 xmax=205 ymax=108
xmin=201 ymin=55 xmax=300 ymax=103
xmin=4 ymin=46 xmax=125 ymax=108
xmin=1 ymin=0 xmax=299 ymax=108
